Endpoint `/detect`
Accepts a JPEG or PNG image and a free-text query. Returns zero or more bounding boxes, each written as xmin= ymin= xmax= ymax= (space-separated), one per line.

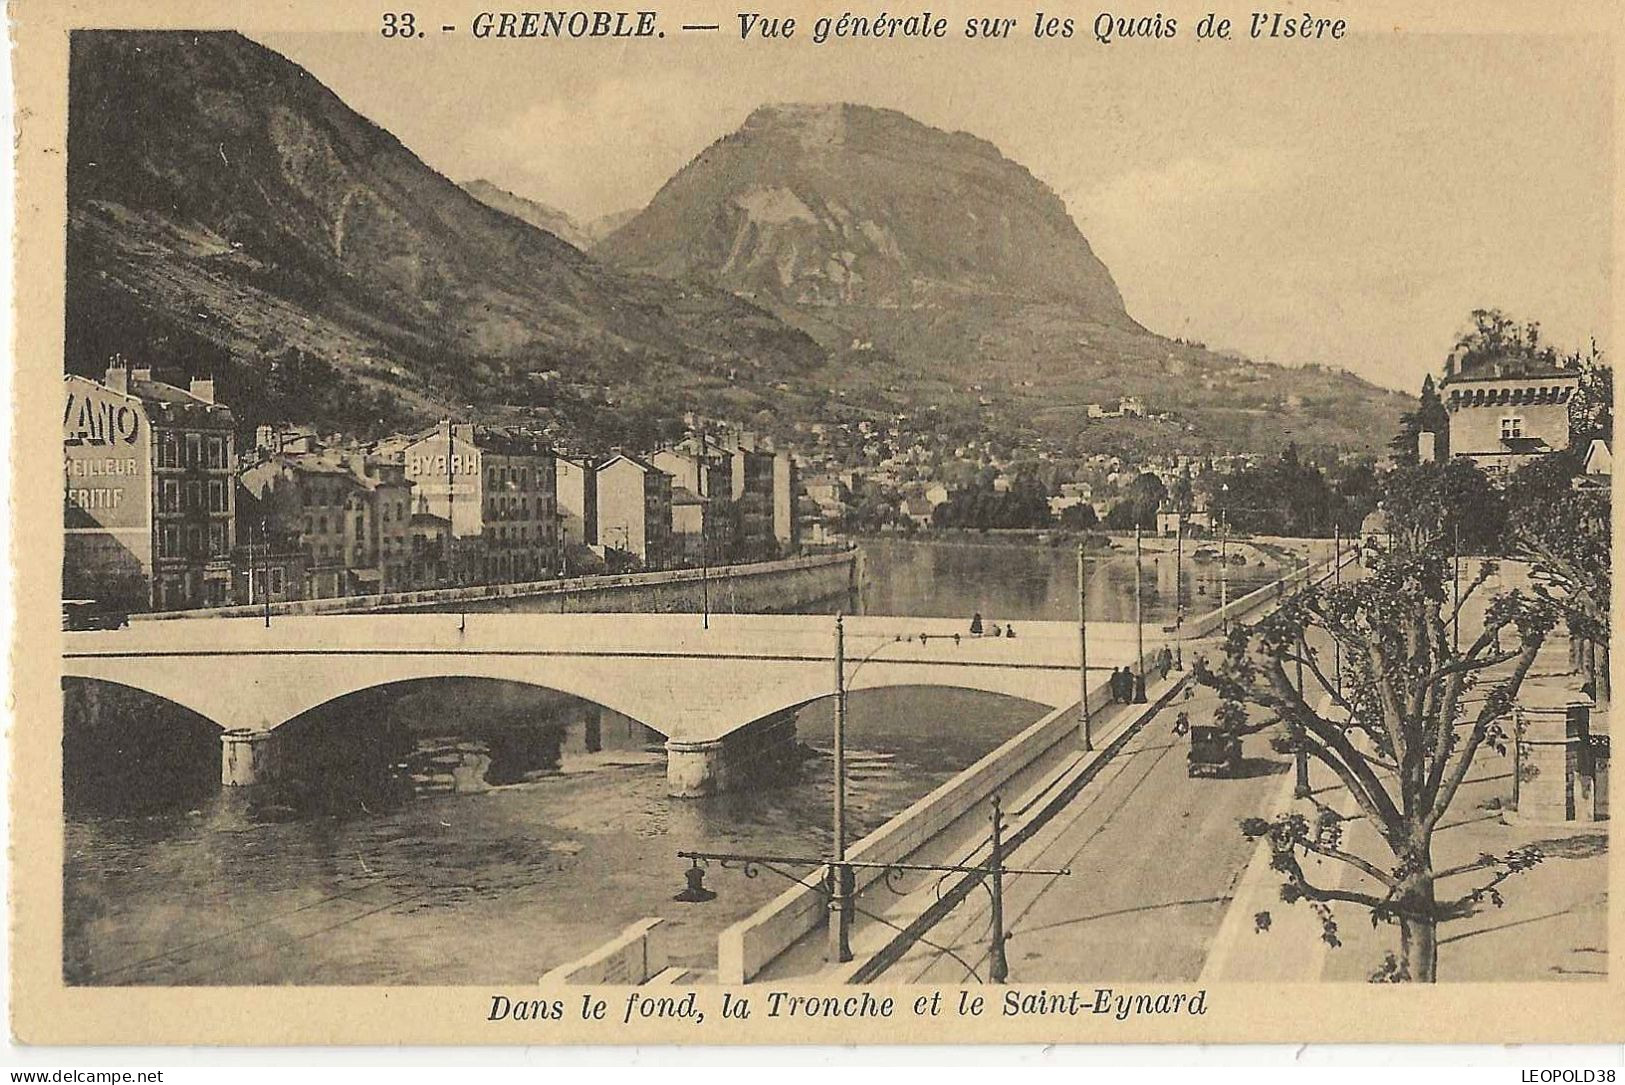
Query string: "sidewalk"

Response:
xmin=1201 ymin=616 xmax=1609 ymax=983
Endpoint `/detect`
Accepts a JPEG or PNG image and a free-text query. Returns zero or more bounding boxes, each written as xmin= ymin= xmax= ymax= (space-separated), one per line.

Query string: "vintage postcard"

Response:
xmin=8 ymin=0 xmax=1622 ymax=1047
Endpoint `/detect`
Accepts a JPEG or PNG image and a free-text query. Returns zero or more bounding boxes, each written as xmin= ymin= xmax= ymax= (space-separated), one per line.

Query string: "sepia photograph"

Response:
xmin=9 ymin=0 xmax=1621 ymax=1049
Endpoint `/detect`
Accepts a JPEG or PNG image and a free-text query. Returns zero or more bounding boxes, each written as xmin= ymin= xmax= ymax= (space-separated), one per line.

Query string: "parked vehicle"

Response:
xmin=62 ymin=599 xmax=129 ymax=631
xmin=1187 ymin=724 xmax=1242 ymax=778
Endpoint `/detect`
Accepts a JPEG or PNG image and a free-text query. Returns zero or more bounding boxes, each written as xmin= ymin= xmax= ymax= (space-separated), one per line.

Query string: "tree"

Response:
xmin=1390 ymin=375 xmax=1450 ymax=466
xmin=1104 ymin=472 xmax=1167 ymax=530
xmin=1446 ymin=309 xmax=1564 ymax=378
xmin=1504 ymin=454 xmax=1611 ymax=697
xmin=1379 ymin=460 xmax=1504 ymax=554
xmin=1196 ymin=549 xmax=1555 ymax=981
xmin=1567 ymin=340 xmax=1612 ymax=446
xmin=1058 ymin=502 xmax=1099 ymax=530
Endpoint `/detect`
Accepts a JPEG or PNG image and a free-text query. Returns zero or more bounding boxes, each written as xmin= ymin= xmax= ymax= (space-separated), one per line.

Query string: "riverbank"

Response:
xmin=129 ymin=550 xmax=859 ymax=621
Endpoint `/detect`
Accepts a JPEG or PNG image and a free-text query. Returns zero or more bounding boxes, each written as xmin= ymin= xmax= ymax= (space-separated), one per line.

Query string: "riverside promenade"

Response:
xmin=1202 ymin=610 xmax=1608 ymax=984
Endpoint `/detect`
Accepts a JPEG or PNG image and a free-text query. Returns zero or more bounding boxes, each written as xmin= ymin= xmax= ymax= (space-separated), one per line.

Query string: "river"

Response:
xmin=62 ymin=536 xmax=1292 ymax=985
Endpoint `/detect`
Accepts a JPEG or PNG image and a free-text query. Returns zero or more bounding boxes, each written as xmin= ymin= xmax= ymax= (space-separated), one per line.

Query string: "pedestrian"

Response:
xmin=1174 ymin=710 xmax=1191 ymax=737
xmin=1111 ymin=667 xmax=1128 ymax=703
xmin=1005 ymin=624 xmax=1017 ymax=640
xmin=990 ymin=623 xmax=1003 ymax=638
xmin=970 ymin=612 xmax=984 ymax=635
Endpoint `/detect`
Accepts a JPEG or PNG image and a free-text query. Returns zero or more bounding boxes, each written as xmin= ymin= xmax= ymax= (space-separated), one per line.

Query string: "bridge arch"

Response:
xmin=62 ymin=676 xmax=224 ymax=815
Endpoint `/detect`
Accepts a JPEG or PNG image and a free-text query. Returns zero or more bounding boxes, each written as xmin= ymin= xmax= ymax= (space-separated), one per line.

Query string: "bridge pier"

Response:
xmin=666 ymin=738 xmax=727 ymax=797
xmin=666 ymin=709 xmax=801 ymax=798
xmin=220 ymin=728 xmax=282 ymax=787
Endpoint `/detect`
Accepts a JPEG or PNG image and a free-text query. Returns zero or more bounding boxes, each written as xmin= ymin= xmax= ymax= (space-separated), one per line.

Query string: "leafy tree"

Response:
xmin=1446 ymin=309 xmax=1565 ymax=378
xmin=1104 ymin=472 xmax=1167 ymax=530
xmin=1058 ymin=502 xmax=1099 ymax=530
xmin=1504 ymin=453 xmax=1611 ymax=697
xmin=1196 ymin=549 xmax=1556 ymax=981
xmin=1567 ymin=340 xmax=1612 ymax=445
xmin=1390 ymin=375 xmax=1450 ymax=466
xmin=1379 ymin=460 xmax=1504 ymax=554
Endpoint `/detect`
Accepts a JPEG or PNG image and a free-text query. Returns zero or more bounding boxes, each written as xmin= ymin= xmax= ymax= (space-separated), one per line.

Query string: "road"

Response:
xmin=887 ymin=681 xmax=1293 ymax=983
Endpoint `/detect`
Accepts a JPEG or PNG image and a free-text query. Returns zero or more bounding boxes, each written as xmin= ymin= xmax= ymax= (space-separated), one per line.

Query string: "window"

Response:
xmin=269 ymin=567 xmax=284 ymax=595
xmin=161 ymin=480 xmax=181 ymax=513
xmin=160 ymin=433 xmax=179 ymax=468
xmin=185 ymin=481 xmax=201 ymax=511
xmin=317 ymin=516 xmax=327 ymax=535
xmin=209 ymin=522 xmax=227 ymax=556
xmin=1502 ymin=416 xmax=1525 ymax=440
xmin=160 ymin=524 xmax=180 ymax=557
xmin=206 ymin=435 xmax=225 ymax=469
xmin=208 ymin=480 xmax=226 ymax=513
xmin=185 ymin=433 xmax=202 ymax=466
xmin=186 ymin=524 xmax=203 ymax=556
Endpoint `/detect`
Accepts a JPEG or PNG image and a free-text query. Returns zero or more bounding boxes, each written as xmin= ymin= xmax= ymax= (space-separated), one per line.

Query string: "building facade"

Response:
xmin=1443 ymin=365 xmax=1579 ymax=479
xmin=397 ymin=424 xmax=558 ymax=585
xmin=555 ymin=454 xmax=598 ymax=550
xmin=64 ymin=365 xmax=237 ymax=612
xmin=597 ymin=454 xmax=674 ymax=568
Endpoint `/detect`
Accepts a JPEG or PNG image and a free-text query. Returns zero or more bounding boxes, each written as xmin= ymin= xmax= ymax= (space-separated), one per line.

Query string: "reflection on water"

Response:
xmin=853 ymin=537 xmax=1282 ymax=624
xmin=62 ymin=538 xmax=1295 ymax=985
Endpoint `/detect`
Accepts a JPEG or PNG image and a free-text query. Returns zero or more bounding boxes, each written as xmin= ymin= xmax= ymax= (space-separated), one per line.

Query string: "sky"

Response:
xmin=262 ymin=25 xmax=1613 ymax=392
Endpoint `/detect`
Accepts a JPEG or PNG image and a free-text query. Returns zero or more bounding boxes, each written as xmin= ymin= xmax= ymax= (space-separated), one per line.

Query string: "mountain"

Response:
xmin=599 ymin=103 xmax=1133 ymax=326
xmin=65 ymin=31 xmax=825 ymax=440
xmin=460 ymin=179 xmax=595 ymax=251
xmin=585 ymin=208 xmax=639 ymax=244
xmin=598 ymin=102 xmax=1407 ymax=454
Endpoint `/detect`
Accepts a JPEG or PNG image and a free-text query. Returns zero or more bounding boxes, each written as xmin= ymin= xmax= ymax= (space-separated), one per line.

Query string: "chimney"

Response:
xmin=189 ymin=376 xmax=216 ymax=404
xmin=131 ymin=366 xmax=153 ymax=384
xmin=104 ymin=358 xmax=129 ymax=396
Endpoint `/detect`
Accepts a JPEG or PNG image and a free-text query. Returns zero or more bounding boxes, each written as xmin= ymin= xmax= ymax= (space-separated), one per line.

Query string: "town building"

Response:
xmin=651 ymin=437 xmax=732 ymax=499
xmin=669 ymin=486 xmax=716 ymax=564
xmin=394 ymin=423 xmax=558 ymax=585
xmin=232 ymin=484 xmax=306 ymax=606
xmin=555 ymin=454 xmax=598 ymax=550
xmin=1441 ymin=362 xmax=1579 ymax=479
xmin=772 ymin=450 xmax=801 ymax=553
xmin=239 ymin=452 xmax=371 ymax=600
xmin=408 ymin=499 xmax=453 ymax=587
xmin=596 ymin=454 xmax=674 ymax=568
xmin=353 ymin=456 xmax=414 ymax=593
xmin=64 ymin=364 xmax=237 ymax=612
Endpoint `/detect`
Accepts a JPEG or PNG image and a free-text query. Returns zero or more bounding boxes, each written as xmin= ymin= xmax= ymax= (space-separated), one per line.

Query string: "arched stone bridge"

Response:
xmin=62 ymin=612 xmax=1159 ymax=795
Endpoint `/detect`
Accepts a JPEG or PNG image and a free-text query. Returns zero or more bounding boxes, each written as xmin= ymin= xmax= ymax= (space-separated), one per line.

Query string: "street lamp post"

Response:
xmin=832 ymin=614 xmax=851 ymax=962
xmin=1332 ymin=524 xmax=1342 ymax=692
xmin=1077 ymin=542 xmax=1092 ymax=751
xmin=1174 ymin=516 xmax=1184 ymax=630
xmin=1294 ymin=634 xmax=1311 ymax=798
xmin=1133 ymin=524 xmax=1147 ymax=703
xmin=701 ymin=529 xmax=711 ymax=631
xmin=259 ymin=518 xmax=271 ymax=629
xmin=987 ymin=794 xmax=1009 ymax=983
xmin=677 ymin=620 xmax=1069 ymax=978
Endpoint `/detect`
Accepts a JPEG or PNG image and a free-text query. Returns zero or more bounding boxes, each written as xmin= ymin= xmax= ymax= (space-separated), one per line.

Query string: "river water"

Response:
xmin=63 ymin=537 xmax=1289 ymax=985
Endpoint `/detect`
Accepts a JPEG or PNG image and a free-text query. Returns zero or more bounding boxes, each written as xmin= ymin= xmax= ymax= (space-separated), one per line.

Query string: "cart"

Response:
xmin=1188 ymin=724 xmax=1242 ymax=778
